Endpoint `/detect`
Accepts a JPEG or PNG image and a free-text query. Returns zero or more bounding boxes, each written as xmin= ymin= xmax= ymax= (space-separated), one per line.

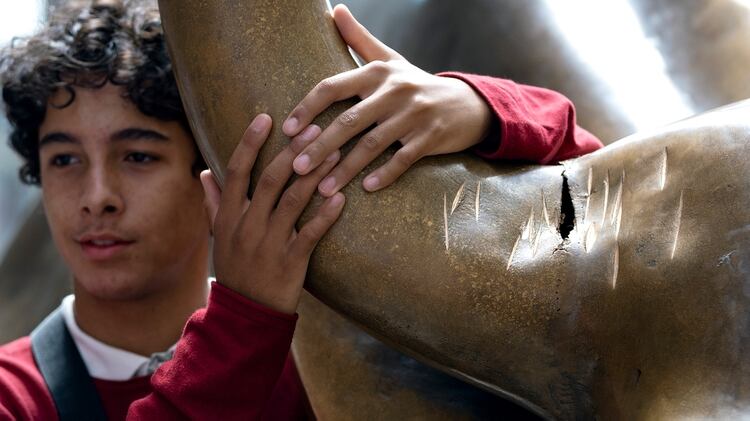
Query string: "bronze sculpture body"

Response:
xmin=158 ymin=0 xmax=750 ymax=418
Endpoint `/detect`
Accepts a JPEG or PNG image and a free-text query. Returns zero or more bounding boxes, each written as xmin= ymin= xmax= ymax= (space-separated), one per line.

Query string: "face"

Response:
xmin=38 ymin=84 xmax=209 ymax=301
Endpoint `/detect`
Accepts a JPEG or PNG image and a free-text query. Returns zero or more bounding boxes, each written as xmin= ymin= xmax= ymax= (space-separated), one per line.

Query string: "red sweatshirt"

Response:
xmin=0 ymin=74 xmax=602 ymax=420
xmin=0 ymin=284 xmax=309 ymax=420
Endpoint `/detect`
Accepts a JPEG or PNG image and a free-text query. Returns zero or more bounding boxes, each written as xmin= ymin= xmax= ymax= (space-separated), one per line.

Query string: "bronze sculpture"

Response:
xmin=158 ymin=0 xmax=750 ymax=418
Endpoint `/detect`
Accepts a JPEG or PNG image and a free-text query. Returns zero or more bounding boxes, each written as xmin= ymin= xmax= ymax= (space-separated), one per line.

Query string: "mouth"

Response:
xmin=77 ymin=234 xmax=135 ymax=261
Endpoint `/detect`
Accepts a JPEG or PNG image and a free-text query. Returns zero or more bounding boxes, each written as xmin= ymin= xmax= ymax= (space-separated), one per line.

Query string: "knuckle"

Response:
xmin=337 ymin=109 xmax=359 ymax=128
xmin=392 ymin=78 xmax=419 ymax=96
xmin=279 ymin=190 xmax=303 ymax=212
xmin=409 ymin=94 xmax=431 ymax=114
xmin=367 ymin=60 xmax=389 ymax=76
xmin=316 ymin=78 xmax=337 ymax=98
xmin=304 ymin=144 xmax=324 ymax=161
xmin=430 ymin=118 xmax=448 ymax=136
xmin=412 ymin=95 xmax=431 ymax=114
xmin=224 ymin=163 xmax=243 ymax=180
xmin=257 ymin=170 xmax=282 ymax=191
xmin=362 ymin=132 xmax=381 ymax=150
xmin=394 ymin=148 xmax=418 ymax=168
xmin=300 ymin=225 xmax=322 ymax=244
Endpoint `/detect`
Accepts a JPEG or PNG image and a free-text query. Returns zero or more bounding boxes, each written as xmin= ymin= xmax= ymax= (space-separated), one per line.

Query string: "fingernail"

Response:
xmin=299 ymin=125 xmax=318 ymax=143
xmin=325 ymin=150 xmax=340 ymax=163
xmin=329 ymin=193 xmax=344 ymax=207
xmin=363 ymin=175 xmax=379 ymax=191
xmin=250 ymin=114 xmax=269 ymax=132
xmin=294 ymin=154 xmax=310 ymax=173
xmin=319 ymin=176 xmax=336 ymax=194
xmin=283 ymin=117 xmax=298 ymax=135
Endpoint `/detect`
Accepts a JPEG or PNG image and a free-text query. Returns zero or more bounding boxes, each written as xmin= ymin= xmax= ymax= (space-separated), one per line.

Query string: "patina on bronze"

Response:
xmin=159 ymin=0 xmax=750 ymax=419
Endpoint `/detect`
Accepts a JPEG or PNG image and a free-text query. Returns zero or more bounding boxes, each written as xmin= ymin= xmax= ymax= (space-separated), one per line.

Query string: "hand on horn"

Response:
xmin=282 ymin=4 xmax=492 ymax=196
xmin=201 ymin=114 xmax=345 ymax=315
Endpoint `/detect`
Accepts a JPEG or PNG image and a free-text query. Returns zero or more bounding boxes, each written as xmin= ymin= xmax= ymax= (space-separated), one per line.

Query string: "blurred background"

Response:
xmin=0 ymin=0 xmax=45 ymax=273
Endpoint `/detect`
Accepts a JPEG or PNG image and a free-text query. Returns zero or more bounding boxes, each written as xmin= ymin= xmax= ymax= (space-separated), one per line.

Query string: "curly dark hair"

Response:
xmin=0 ymin=0 xmax=205 ymax=185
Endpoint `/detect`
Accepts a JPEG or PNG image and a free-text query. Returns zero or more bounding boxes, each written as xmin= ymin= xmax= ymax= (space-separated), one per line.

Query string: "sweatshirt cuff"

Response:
xmin=437 ymin=71 xmax=507 ymax=160
xmin=208 ymin=281 xmax=298 ymax=327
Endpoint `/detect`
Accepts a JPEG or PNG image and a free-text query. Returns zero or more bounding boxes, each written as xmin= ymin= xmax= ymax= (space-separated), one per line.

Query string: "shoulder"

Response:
xmin=0 ymin=336 xmax=37 ymax=371
xmin=0 ymin=336 xmax=57 ymax=419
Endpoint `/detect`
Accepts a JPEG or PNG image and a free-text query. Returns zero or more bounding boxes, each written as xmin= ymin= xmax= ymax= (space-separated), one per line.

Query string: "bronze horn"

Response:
xmin=166 ymin=0 xmax=750 ymax=418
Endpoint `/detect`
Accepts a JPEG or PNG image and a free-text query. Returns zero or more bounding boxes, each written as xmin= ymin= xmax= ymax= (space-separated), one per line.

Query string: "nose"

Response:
xmin=81 ymin=166 xmax=124 ymax=217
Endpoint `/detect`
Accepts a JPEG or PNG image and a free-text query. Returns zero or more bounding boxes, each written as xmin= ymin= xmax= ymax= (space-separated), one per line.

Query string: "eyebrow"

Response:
xmin=39 ymin=127 xmax=169 ymax=147
xmin=39 ymin=132 xmax=76 ymax=147
xmin=110 ymin=128 xmax=169 ymax=142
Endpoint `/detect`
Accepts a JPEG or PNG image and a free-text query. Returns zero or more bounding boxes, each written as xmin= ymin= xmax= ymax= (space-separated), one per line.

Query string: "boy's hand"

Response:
xmin=201 ymin=114 xmax=345 ymax=315
xmin=282 ymin=4 xmax=492 ymax=196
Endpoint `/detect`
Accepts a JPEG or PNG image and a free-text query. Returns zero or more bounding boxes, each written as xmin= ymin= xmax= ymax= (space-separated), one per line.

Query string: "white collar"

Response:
xmin=61 ymin=294 xmax=175 ymax=381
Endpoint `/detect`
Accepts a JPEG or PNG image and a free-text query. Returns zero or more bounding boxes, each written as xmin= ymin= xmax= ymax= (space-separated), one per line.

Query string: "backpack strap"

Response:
xmin=30 ymin=308 xmax=107 ymax=421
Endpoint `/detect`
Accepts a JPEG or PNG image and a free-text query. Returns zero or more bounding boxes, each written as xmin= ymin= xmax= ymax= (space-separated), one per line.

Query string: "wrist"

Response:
xmin=215 ymin=277 xmax=299 ymax=316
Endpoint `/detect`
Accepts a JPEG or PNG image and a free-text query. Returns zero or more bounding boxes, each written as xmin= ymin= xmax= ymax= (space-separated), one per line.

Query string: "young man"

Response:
xmin=0 ymin=0 xmax=601 ymax=419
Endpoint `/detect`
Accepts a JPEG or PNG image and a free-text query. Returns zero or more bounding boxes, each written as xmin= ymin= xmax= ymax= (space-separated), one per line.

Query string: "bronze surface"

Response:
xmin=293 ymin=292 xmax=540 ymax=420
xmin=158 ymin=0 xmax=750 ymax=418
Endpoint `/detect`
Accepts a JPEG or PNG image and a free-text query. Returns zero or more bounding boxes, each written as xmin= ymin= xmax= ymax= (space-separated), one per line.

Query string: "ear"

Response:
xmin=200 ymin=170 xmax=220 ymax=233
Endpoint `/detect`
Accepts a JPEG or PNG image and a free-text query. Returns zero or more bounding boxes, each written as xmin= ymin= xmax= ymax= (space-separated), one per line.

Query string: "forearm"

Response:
xmin=127 ymin=282 xmax=297 ymax=420
xmin=438 ymin=72 xmax=604 ymax=163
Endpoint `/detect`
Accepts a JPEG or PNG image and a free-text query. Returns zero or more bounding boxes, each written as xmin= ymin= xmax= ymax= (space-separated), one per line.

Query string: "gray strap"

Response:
xmin=30 ymin=308 xmax=107 ymax=421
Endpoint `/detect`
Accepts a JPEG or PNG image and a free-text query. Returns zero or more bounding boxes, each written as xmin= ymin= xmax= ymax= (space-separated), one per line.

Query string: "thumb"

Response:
xmin=333 ymin=4 xmax=401 ymax=62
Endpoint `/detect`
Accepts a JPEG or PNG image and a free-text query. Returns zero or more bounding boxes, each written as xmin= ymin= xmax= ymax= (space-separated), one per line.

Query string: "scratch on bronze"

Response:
xmin=532 ymin=225 xmax=543 ymax=257
xmin=614 ymin=204 xmax=623 ymax=240
xmin=601 ymin=171 xmax=610 ymax=225
xmin=659 ymin=147 xmax=668 ymax=191
xmin=522 ymin=207 xmax=535 ymax=240
xmin=612 ymin=245 xmax=620 ymax=289
xmin=611 ymin=171 xmax=623 ymax=226
xmin=541 ymin=190 xmax=551 ymax=229
xmin=451 ymin=182 xmax=466 ymax=215
xmin=443 ymin=193 xmax=449 ymax=252
xmin=475 ymin=181 xmax=481 ymax=221
xmin=507 ymin=234 xmax=521 ymax=270
xmin=671 ymin=189 xmax=683 ymax=260
xmin=585 ymin=167 xmax=593 ymax=223
xmin=585 ymin=223 xmax=598 ymax=253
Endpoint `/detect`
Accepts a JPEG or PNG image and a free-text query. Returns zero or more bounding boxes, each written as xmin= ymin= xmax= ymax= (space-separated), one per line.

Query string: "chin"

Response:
xmin=74 ymin=270 xmax=155 ymax=302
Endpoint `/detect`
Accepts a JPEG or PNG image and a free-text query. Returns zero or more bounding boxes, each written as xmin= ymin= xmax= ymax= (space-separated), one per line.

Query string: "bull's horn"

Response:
xmin=158 ymin=0 xmax=750 ymax=418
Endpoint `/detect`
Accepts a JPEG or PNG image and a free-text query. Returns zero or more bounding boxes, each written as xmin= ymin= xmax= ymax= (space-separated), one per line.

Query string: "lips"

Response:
xmin=76 ymin=233 xmax=135 ymax=261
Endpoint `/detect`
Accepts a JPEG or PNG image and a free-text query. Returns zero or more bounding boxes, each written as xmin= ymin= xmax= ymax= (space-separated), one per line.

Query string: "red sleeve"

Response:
xmin=438 ymin=72 xmax=603 ymax=164
xmin=128 ymin=282 xmax=298 ymax=420
xmin=0 ymin=338 xmax=58 ymax=421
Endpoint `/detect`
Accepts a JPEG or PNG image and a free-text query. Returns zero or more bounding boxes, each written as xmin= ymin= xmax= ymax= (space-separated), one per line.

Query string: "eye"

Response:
xmin=50 ymin=154 xmax=79 ymax=167
xmin=125 ymin=152 xmax=158 ymax=164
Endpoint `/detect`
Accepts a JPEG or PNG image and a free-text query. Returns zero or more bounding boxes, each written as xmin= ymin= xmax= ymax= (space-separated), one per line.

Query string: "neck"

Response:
xmin=72 ymin=268 xmax=209 ymax=357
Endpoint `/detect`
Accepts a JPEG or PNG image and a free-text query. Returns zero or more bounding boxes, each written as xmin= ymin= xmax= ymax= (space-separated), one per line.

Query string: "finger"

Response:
xmin=362 ymin=140 xmax=423 ymax=192
xmin=282 ymin=66 xmax=372 ymax=137
xmin=291 ymin=192 xmax=346 ymax=258
xmin=222 ymin=114 xmax=271 ymax=219
xmin=289 ymin=124 xmax=322 ymax=154
xmin=248 ymin=149 xmax=303 ymax=222
xmin=317 ymin=115 xmax=410 ymax=197
xmin=332 ymin=4 xmax=400 ymax=63
xmin=292 ymin=92 xmax=389 ymax=175
xmin=200 ymin=170 xmax=221 ymax=228
xmin=245 ymin=124 xmax=321 ymax=220
xmin=272 ymin=149 xmax=341 ymax=233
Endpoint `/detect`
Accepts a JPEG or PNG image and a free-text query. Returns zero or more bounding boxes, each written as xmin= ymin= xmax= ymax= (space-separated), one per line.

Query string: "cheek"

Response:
xmin=41 ymin=179 xmax=79 ymax=233
xmin=134 ymin=177 xmax=208 ymax=237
